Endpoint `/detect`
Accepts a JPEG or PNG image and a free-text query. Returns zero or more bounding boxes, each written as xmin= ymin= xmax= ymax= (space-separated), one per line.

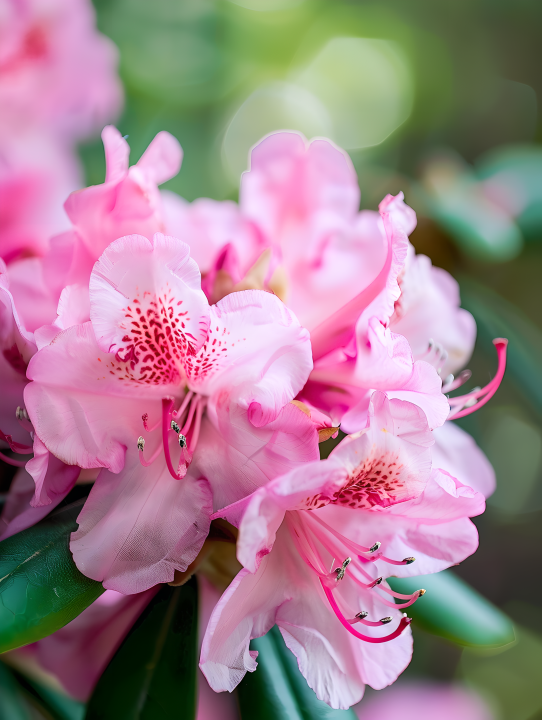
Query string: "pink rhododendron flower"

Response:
xmin=24 ymin=232 xmax=318 ymax=593
xmin=355 ymin=681 xmax=495 ymax=720
xmin=162 ymin=132 xmax=495 ymax=444
xmin=0 ymin=0 xmax=122 ymax=141
xmin=201 ymin=393 xmax=485 ymax=709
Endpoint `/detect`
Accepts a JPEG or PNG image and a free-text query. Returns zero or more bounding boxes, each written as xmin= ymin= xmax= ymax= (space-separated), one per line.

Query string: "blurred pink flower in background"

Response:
xmin=0 ymin=0 xmax=122 ymax=263
xmin=355 ymin=681 xmax=495 ymax=720
xmin=0 ymin=0 xmax=122 ymax=141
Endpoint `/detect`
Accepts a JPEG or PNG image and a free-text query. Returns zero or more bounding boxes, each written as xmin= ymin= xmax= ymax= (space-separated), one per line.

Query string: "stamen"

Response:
xmin=162 ymin=397 xmax=182 ymax=480
xmin=448 ymin=339 xmax=508 ymax=419
xmin=189 ymin=397 xmax=205 ymax=453
xmin=0 ymin=429 xmax=33 ymax=454
xmin=380 ymin=617 xmax=392 ymax=624
xmin=351 ymin=613 xmax=387 ymax=627
xmin=334 ymin=557 xmax=351 ymax=582
xmin=369 ymin=542 xmax=381 ymax=553
xmin=0 ymin=451 xmax=27 ymax=467
xmin=375 ymin=554 xmax=416 ymax=566
xmin=442 ymin=369 xmax=471 ymax=393
xmin=170 ymin=420 xmax=181 ymax=434
xmin=137 ymin=437 xmax=145 ymax=451
xmin=172 ymin=390 xmax=193 ymax=422
xmin=178 ymin=434 xmax=187 ymax=448
xmin=373 ymin=584 xmax=426 ymax=609
xmin=15 ymin=406 xmax=33 ymax=433
xmin=142 ymin=413 xmax=160 ymax=432
xmin=320 ymin=579 xmax=411 ymax=643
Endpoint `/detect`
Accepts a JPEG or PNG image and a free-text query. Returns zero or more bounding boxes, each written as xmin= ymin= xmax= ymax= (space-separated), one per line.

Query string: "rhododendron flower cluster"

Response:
xmin=0 ymin=123 xmax=507 ymax=710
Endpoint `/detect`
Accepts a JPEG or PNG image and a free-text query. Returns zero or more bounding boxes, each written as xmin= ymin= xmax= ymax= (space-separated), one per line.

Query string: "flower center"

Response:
xmin=286 ymin=510 xmax=423 ymax=644
xmin=137 ymin=393 xmax=207 ymax=480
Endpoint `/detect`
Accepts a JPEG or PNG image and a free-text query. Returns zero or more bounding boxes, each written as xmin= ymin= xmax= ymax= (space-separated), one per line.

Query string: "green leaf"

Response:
xmin=86 ymin=579 xmax=198 ymax=720
xmin=238 ymin=627 xmax=357 ymax=719
xmin=238 ymin=631 xmax=304 ymax=720
xmin=9 ymin=667 xmax=85 ymax=720
xmin=0 ymin=501 xmax=104 ymax=654
xmin=388 ymin=570 xmax=515 ymax=648
xmin=0 ymin=662 xmax=33 ymax=720
xmin=269 ymin=626 xmax=358 ymax=720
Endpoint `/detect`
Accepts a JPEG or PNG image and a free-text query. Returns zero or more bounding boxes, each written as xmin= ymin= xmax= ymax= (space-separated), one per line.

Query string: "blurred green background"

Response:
xmin=77 ymin=0 xmax=542 ymax=717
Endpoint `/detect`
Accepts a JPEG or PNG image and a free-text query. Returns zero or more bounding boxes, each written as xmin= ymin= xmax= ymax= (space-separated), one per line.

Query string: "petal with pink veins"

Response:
xmin=90 ymin=233 xmax=210 ymax=373
xmin=189 ymin=289 xmax=312 ymax=426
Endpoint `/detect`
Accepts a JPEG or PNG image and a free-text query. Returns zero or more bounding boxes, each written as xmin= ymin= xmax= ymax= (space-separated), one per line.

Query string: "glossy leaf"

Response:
xmin=238 ymin=631 xmax=304 ymax=720
xmin=389 ymin=570 xmax=515 ymax=648
xmin=9 ymin=667 xmax=85 ymax=720
xmin=0 ymin=501 xmax=104 ymax=654
xmin=0 ymin=662 xmax=33 ymax=720
xmin=238 ymin=627 xmax=356 ymax=719
xmin=86 ymin=579 xmax=198 ymax=720
xmin=270 ymin=626 xmax=358 ymax=719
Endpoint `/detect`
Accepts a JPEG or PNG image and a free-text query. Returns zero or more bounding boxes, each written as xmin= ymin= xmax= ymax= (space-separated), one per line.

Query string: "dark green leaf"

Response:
xmin=0 ymin=501 xmax=104 ymax=654
xmin=86 ymin=579 xmax=198 ymax=720
xmin=238 ymin=631 xmax=304 ymax=720
xmin=0 ymin=662 xmax=33 ymax=720
xmin=269 ymin=626 xmax=358 ymax=720
xmin=9 ymin=667 xmax=85 ymax=720
xmin=238 ymin=628 xmax=356 ymax=720
xmin=388 ymin=570 xmax=515 ymax=648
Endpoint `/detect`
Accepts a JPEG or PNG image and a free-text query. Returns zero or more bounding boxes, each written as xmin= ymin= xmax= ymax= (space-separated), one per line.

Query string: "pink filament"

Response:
xmin=320 ymin=580 xmax=411 ymax=643
xmin=0 ymin=429 xmax=33 ymax=454
xmin=350 ymin=615 xmax=388 ymax=628
xmin=448 ymin=339 xmax=508 ymax=419
xmin=0 ymin=451 xmax=27 ymax=467
xmin=138 ymin=445 xmax=163 ymax=467
xmin=162 ymin=397 xmax=182 ymax=480
xmin=376 ymin=554 xmax=412 ymax=566
xmin=189 ymin=397 xmax=205 ymax=453
xmin=173 ymin=390 xmax=193 ymax=422
xmin=142 ymin=413 xmax=160 ymax=433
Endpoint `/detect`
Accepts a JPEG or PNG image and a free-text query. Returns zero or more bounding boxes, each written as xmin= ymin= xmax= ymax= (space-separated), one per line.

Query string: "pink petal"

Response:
xmin=191 ymin=290 xmax=312 ymax=426
xmin=240 ymin=132 xmax=359 ymax=262
xmin=25 ymin=322 xmax=167 ymax=472
xmin=432 ymin=421 xmax=495 ymax=498
xmin=196 ymin=401 xmax=319 ymax=512
xmin=136 ymin=131 xmax=183 ymax=186
xmin=102 ymin=126 xmax=130 ymax=184
xmin=161 ymin=192 xmax=262 ymax=277
xmin=390 ymin=249 xmax=476 ymax=377
xmin=71 ymin=451 xmax=212 ymax=594
xmin=26 ymin=434 xmax=79 ymax=508
xmin=90 ymin=233 xmax=210 ymax=367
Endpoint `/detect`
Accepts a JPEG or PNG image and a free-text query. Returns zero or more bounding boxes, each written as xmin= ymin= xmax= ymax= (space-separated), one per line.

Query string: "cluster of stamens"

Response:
xmin=286 ymin=511 xmax=427 ymax=644
xmin=137 ymin=393 xmax=206 ymax=480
